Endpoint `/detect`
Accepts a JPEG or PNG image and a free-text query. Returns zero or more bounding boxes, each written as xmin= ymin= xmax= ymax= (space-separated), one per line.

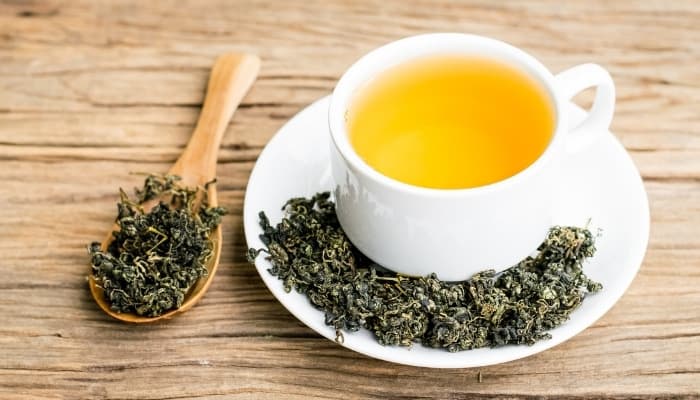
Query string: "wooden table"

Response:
xmin=1 ymin=1 xmax=698 ymax=398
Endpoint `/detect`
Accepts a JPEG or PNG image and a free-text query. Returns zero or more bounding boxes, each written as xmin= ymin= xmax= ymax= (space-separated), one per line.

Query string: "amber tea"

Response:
xmin=347 ymin=54 xmax=555 ymax=189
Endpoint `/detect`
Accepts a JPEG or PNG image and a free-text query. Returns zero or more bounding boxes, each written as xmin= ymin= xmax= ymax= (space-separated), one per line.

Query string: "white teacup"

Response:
xmin=328 ymin=33 xmax=615 ymax=281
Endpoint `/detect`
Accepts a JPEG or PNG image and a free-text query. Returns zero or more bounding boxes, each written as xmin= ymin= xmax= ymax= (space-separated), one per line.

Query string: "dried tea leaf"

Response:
xmin=89 ymin=174 xmax=226 ymax=317
xmin=249 ymin=192 xmax=601 ymax=351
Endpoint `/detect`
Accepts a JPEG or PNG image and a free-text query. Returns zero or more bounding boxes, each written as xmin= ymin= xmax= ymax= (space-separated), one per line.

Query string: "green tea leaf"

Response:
xmin=89 ymin=174 xmax=226 ymax=317
xmin=250 ymin=192 xmax=601 ymax=351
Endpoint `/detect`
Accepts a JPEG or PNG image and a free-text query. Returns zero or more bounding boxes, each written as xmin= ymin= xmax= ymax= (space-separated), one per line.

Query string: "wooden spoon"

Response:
xmin=89 ymin=53 xmax=261 ymax=323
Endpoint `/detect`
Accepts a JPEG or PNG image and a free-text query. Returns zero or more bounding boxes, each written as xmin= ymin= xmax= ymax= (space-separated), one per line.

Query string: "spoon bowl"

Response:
xmin=89 ymin=53 xmax=260 ymax=323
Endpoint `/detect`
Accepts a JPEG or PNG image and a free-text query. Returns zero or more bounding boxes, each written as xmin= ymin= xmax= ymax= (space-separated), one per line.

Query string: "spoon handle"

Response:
xmin=171 ymin=53 xmax=261 ymax=183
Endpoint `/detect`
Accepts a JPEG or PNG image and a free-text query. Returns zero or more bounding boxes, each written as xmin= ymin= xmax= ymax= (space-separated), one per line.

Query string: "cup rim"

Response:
xmin=328 ymin=32 xmax=567 ymax=197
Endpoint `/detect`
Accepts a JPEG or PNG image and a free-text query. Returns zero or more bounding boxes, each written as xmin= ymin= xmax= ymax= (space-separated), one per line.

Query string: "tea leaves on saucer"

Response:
xmin=248 ymin=192 xmax=601 ymax=351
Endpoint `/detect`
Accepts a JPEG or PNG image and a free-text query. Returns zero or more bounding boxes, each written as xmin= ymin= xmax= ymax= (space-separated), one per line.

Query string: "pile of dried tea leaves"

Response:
xmin=89 ymin=174 xmax=226 ymax=317
xmin=248 ymin=192 xmax=602 ymax=351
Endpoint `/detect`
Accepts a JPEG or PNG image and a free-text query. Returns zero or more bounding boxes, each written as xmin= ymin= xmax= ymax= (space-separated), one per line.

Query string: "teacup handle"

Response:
xmin=554 ymin=63 xmax=615 ymax=153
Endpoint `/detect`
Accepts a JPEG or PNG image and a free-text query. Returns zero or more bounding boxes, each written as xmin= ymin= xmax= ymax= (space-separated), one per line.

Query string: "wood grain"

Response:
xmin=0 ymin=0 xmax=698 ymax=399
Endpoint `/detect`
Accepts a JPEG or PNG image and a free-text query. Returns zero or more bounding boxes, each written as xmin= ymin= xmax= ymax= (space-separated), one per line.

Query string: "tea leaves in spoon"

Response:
xmin=89 ymin=174 xmax=226 ymax=317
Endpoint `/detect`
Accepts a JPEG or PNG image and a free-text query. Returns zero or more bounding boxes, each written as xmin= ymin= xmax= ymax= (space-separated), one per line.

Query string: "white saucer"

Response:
xmin=243 ymin=96 xmax=650 ymax=368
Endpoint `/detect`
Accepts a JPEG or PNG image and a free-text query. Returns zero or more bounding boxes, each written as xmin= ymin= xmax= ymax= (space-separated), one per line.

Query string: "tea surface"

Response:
xmin=348 ymin=55 xmax=555 ymax=189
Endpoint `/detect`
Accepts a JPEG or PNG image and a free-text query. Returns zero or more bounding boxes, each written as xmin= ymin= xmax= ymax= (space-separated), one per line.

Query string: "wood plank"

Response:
xmin=1 ymin=0 xmax=698 ymax=398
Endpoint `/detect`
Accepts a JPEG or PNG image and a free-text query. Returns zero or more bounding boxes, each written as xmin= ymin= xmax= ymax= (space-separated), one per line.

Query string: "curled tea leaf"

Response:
xmin=249 ymin=192 xmax=601 ymax=351
xmin=89 ymin=174 xmax=226 ymax=317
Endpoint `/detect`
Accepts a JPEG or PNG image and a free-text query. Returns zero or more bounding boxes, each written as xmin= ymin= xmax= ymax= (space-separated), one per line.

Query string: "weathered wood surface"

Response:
xmin=0 ymin=1 xmax=698 ymax=398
